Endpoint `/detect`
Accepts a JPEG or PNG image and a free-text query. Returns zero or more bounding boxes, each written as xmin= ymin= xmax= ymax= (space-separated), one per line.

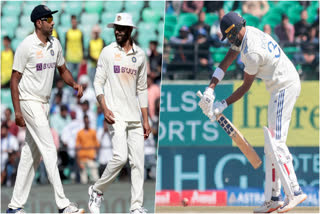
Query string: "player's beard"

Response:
xmin=115 ymin=30 xmax=130 ymax=46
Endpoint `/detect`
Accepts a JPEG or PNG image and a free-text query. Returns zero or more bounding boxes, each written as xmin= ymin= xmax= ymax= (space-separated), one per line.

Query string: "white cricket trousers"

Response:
xmin=93 ymin=120 xmax=144 ymax=211
xmin=264 ymin=82 xmax=301 ymax=200
xmin=8 ymin=100 xmax=70 ymax=209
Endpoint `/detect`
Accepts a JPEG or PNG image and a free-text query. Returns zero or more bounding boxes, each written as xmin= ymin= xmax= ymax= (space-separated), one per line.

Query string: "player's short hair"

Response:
xmin=149 ymin=40 xmax=158 ymax=46
xmin=3 ymin=36 xmax=11 ymax=42
xmin=71 ymin=15 xmax=77 ymax=20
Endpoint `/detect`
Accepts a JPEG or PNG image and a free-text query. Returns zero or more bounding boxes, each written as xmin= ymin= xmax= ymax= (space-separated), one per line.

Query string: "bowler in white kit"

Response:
xmin=88 ymin=13 xmax=151 ymax=214
xmin=198 ymin=12 xmax=307 ymax=213
xmin=7 ymin=5 xmax=84 ymax=214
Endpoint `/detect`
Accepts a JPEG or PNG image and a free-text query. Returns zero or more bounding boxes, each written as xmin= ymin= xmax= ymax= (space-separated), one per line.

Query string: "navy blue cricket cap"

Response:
xmin=220 ymin=12 xmax=245 ymax=41
xmin=31 ymin=5 xmax=58 ymax=22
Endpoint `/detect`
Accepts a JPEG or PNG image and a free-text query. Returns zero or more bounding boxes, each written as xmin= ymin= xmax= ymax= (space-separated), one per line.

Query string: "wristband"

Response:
xmin=212 ymin=67 xmax=225 ymax=81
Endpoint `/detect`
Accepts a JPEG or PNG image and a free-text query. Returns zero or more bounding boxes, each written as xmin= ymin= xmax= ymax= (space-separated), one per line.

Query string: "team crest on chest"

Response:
xmin=50 ymin=49 xmax=54 ymax=56
xmin=132 ymin=56 xmax=136 ymax=63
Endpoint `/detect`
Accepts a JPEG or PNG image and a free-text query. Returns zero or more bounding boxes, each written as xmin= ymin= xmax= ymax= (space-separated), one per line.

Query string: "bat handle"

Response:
xmin=196 ymin=90 xmax=203 ymax=99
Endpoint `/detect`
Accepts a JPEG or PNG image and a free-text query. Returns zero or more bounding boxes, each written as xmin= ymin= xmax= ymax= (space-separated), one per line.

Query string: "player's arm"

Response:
xmin=225 ymin=72 xmax=256 ymax=106
xmin=10 ymin=70 xmax=25 ymax=127
xmin=94 ymin=50 xmax=115 ymax=124
xmin=57 ymin=64 xmax=83 ymax=98
xmin=208 ymin=48 xmax=240 ymax=89
xmin=137 ymin=54 xmax=151 ymax=139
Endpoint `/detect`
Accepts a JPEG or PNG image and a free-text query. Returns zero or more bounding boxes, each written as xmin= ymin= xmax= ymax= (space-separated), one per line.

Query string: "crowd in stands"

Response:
xmin=1 ymin=1 xmax=162 ymax=186
xmin=164 ymin=0 xmax=319 ymax=80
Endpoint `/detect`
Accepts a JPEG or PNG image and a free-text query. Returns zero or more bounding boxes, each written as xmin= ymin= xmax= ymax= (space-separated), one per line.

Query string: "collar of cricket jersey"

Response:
xmin=240 ymin=27 xmax=248 ymax=52
xmin=32 ymin=31 xmax=54 ymax=46
xmin=113 ymin=41 xmax=138 ymax=54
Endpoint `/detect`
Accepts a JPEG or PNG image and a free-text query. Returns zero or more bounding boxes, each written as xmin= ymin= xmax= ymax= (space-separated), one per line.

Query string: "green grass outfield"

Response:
xmin=156 ymin=206 xmax=320 ymax=213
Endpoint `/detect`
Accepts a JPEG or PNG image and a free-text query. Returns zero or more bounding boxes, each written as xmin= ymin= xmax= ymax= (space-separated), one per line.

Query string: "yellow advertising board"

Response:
xmin=233 ymin=80 xmax=319 ymax=147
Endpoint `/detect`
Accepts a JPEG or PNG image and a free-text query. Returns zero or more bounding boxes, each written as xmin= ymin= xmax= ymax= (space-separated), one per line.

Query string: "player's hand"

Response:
xmin=198 ymin=87 xmax=215 ymax=116
xmin=103 ymin=108 xmax=115 ymax=124
xmin=212 ymin=100 xmax=228 ymax=118
xmin=143 ymin=120 xmax=151 ymax=140
xmin=73 ymin=83 xmax=83 ymax=98
xmin=15 ymin=112 xmax=26 ymax=127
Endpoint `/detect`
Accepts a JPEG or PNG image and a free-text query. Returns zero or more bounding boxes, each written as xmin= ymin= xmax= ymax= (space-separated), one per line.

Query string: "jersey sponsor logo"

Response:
xmin=36 ymin=50 xmax=43 ymax=59
xmin=121 ymin=66 xmax=137 ymax=75
xmin=36 ymin=62 xmax=56 ymax=71
xmin=114 ymin=65 xmax=120 ymax=73
xmin=114 ymin=53 xmax=121 ymax=61
xmin=50 ymin=49 xmax=54 ymax=56
xmin=132 ymin=56 xmax=137 ymax=63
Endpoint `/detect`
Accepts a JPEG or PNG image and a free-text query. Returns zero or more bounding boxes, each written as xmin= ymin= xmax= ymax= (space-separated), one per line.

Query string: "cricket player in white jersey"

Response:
xmin=88 ymin=13 xmax=151 ymax=214
xmin=7 ymin=5 xmax=84 ymax=214
xmin=198 ymin=12 xmax=307 ymax=213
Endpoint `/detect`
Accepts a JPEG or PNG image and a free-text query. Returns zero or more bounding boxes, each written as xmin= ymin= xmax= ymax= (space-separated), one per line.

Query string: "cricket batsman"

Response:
xmin=198 ymin=12 xmax=307 ymax=213
xmin=7 ymin=5 xmax=84 ymax=214
xmin=87 ymin=13 xmax=151 ymax=214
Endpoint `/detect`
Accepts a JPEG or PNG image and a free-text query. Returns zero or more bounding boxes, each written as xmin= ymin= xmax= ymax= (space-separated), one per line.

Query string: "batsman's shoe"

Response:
xmin=253 ymin=199 xmax=284 ymax=213
xmin=130 ymin=207 xmax=148 ymax=214
xmin=58 ymin=203 xmax=85 ymax=214
xmin=88 ymin=185 xmax=104 ymax=214
xmin=6 ymin=208 xmax=25 ymax=214
xmin=277 ymin=191 xmax=307 ymax=213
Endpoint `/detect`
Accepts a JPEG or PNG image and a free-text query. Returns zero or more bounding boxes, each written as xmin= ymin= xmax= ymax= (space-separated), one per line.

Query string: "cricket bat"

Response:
xmin=197 ymin=91 xmax=262 ymax=169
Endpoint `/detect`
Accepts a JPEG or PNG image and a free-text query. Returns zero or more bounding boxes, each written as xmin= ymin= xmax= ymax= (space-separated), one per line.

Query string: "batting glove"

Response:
xmin=198 ymin=88 xmax=215 ymax=117
xmin=211 ymin=100 xmax=228 ymax=120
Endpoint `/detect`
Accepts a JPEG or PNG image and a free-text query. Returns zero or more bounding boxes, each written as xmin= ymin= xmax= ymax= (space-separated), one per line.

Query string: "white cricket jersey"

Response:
xmin=12 ymin=32 xmax=65 ymax=103
xmin=233 ymin=26 xmax=300 ymax=93
xmin=94 ymin=42 xmax=148 ymax=122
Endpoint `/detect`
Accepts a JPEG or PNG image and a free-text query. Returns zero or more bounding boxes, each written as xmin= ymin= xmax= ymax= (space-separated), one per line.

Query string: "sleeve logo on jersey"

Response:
xmin=132 ymin=56 xmax=137 ymax=63
xmin=114 ymin=65 xmax=120 ymax=73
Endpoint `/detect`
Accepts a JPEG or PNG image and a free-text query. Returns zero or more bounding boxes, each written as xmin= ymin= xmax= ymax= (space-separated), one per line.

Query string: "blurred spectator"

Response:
xmin=170 ymin=26 xmax=194 ymax=45
xmin=76 ymin=100 xmax=96 ymax=130
xmin=210 ymin=8 xmax=227 ymax=47
xmin=299 ymin=1 xmax=310 ymax=9
xmin=263 ymin=24 xmax=279 ymax=42
xmin=242 ymin=1 xmax=269 ymax=18
xmin=50 ymin=105 xmax=71 ymax=137
xmin=76 ymin=115 xmax=99 ymax=184
xmin=65 ymin=15 xmax=85 ymax=80
xmin=1 ymin=123 xmax=19 ymax=186
xmin=166 ymin=1 xmax=183 ymax=15
xmin=196 ymin=28 xmax=212 ymax=69
xmin=1 ymin=36 xmax=14 ymax=88
xmin=2 ymin=151 xmax=19 ymax=187
xmin=96 ymin=120 xmax=112 ymax=176
xmin=309 ymin=24 xmax=319 ymax=43
xmin=204 ymin=1 xmax=223 ymax=13
xmin=275 ymin=14 xmax=295 ymax=43
xmin=3 ymin=108 xmax=19 ymax=137
xmin=190 ymin=11 xmax=210 ymax=38
xmin=50 ymin=78 xmax=73 ymax=107
xmin=147 ymin=75 xmax=160 ymax=119
xmin=61 ymin=111 xmax=83 ymax=183
xmin=88 ymin=25 xmax=105 ymax=84
xmin=182 ymin=1 xmax=204 ymax=14
xmin=170 ymin=26 xmax=194 ymax=66
xmin=78 ymin=75 xmax=96 ymax=110
xmin=148 ymin=41 xmax=162 ymax=84
xmin=151 ymin=97 xmax=160 ymax=142
xmin=294 ymin=10 xmax=310 ymax=42
xmin=50 ymin=91 xmax=63 ymax=115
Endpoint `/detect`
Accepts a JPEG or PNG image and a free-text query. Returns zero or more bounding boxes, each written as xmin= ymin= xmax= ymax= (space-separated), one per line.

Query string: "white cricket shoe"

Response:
xmin=130 ymin=207 xmax=148 ymax=214
xmin=254 ymin=200 xmax=284 ymax=213
xmin=88 ymin=185 xmax=104 ymax=214
xmin=59 ymin=203 xmax=85 ymax=213
xmin=277 ymin=192 xmax=307 ymax=213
